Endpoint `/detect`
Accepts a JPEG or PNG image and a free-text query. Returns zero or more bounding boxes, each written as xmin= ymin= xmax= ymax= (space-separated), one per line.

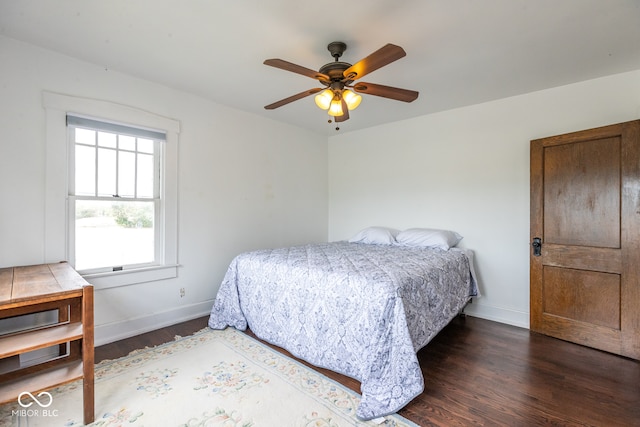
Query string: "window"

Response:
xmin=44 ymin=92 xmax=179 ymax=289
xmin=68 ymin=115 xmax=164 ymax=273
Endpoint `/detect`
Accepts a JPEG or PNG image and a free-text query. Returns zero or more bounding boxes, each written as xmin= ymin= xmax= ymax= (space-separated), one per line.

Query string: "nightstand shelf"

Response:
xmin=0 ymin=322 xmax=84 ymax=358
xmin=0 ymin=360 xmax=83 ymax=404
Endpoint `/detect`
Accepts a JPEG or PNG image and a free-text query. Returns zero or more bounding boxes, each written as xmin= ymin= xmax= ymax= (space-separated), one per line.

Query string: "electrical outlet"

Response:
xmin=180 ymin=287 xmax=186 ymax=298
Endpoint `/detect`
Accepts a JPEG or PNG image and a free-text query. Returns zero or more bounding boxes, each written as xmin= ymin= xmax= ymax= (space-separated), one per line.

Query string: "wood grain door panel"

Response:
xmin=543 ymin=266 xmax=620 ymax=329
xmin=542 ymin=243 xmax=621 ymax=273
xmin=531 ymin=120 xmax=640 ymax=360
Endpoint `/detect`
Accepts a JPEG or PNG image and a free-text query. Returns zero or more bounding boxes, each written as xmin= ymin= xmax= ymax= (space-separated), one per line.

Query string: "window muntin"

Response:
xmin=68 ymin=116 xmax=164 ymax=273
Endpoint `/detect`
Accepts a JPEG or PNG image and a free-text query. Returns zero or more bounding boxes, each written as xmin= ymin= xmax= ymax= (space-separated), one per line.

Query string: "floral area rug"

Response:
xmin=0 ymin=327 xmax=419 ymax=426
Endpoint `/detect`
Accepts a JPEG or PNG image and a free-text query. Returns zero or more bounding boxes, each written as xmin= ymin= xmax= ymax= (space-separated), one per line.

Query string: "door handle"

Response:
xmin=532 ymin=237 xmax=542 ymax=256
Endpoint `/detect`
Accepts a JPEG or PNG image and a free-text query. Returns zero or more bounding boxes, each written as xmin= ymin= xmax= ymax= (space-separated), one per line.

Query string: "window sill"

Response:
xmin=80 ymin=264 xmax=179 ymax=290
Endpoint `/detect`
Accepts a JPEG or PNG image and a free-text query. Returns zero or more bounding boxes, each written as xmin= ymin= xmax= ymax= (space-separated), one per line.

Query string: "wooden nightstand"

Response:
xmin=0 ymin=262 xmax=94 ymax=424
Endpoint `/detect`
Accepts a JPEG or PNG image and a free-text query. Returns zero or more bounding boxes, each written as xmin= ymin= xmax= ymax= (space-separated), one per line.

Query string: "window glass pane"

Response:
xmin=119 ymin=135 xmax=136 ymax=151
xmin=97 ymin=148 xmax=116 ymax=197
xmin=137 ymin=153 xmax=154 ymax=198
xmin=118 ymin=151 xmax=136 ymax=197
xmin=98 ymin=131 xmax=116 ymax=148
xmin=75 ymin=145 xmax=95 ymax=196
xmin=137 ymin=138 xmax=154 ymax=154
xmin=75 ymin=128 xmax=96 ymax=145
xmin=75 ymin=200 xmax=155 ymax=271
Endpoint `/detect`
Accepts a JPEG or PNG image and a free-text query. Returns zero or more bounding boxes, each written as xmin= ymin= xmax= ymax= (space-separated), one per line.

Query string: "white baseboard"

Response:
xmin=94 ymin=300 xmax=213 ymax=347
xmin=463 ymin=301 xmax=530 ymax=329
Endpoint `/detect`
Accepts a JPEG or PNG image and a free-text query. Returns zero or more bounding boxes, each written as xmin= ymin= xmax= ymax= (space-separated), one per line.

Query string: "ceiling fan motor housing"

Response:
xmin=319 ymin=62 xmax=351 ymax=81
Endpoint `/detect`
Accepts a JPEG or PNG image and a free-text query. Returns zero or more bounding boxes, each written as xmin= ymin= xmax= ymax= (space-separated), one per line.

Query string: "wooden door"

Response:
xmin=530 ymin=120 xmax=640 ymax=360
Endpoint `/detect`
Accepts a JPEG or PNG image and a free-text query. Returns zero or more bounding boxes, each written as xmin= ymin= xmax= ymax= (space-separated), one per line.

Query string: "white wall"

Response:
xmin=0 ymin=36 xmax=328 ymax=344
xmin=328 ymin=70 xmax=640 ymax=328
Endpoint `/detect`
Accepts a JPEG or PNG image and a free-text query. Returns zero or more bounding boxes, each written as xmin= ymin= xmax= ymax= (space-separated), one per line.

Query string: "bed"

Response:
xmin=208 ymin=229 xmax=478 ymax=420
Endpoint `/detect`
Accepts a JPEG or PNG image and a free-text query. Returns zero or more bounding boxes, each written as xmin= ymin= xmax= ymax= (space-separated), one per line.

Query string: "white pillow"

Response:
xmin=395 ymin=228 xmax=463 ymax=250
xmin=348 ymin=226 xmax=399 ymax=245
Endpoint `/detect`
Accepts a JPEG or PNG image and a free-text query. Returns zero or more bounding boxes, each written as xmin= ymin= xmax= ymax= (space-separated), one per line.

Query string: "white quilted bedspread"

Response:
xmin=209 ymin=241 xmax=477 ymax=420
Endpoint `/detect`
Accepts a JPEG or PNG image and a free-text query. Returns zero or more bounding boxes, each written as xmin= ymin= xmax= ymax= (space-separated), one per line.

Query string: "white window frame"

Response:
xmin=43 ymin=92 xmax=180 ymax=289
xmin=67 ymin=115 xmax=164 ymax=273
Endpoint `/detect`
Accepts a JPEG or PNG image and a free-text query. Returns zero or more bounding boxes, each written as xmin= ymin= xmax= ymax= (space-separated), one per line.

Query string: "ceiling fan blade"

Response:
xmin=335 ymin=99 xmax=349 ymax=122
xmin=264 ymin=88 xmax=323 ymax=110
xmin=264 ymin=59 xmax=330 ymax=83
xmin=353 ymin=82 xmax=419 ymax=102
xmin=343 ymin=44 xmax=406 ymax=80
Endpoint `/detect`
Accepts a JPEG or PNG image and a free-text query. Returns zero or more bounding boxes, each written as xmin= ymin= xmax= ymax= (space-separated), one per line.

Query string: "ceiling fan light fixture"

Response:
xmin=342 ymin=89 xmax=362 ymax=110
xmin=314 ymin=89 xmax=334 ymax=110
xmin=263 ymin=42 xmax=418 ymax=126
xmin=328 ymin=98 xmax=344 ymax=117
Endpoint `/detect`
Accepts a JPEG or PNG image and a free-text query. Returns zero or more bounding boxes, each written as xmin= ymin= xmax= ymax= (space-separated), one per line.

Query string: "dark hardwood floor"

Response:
xmin=96 ymin=316 xmax=640 ymax=426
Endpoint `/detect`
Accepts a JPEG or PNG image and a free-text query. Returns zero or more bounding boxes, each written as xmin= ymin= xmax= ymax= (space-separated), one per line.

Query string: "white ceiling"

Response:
xmin=2 ymin=0 xmax=639 ymax=135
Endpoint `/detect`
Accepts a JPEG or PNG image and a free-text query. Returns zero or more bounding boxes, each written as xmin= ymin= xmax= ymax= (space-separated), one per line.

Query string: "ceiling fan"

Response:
xmin=263 ymin=42 xmax=419 ymax=127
